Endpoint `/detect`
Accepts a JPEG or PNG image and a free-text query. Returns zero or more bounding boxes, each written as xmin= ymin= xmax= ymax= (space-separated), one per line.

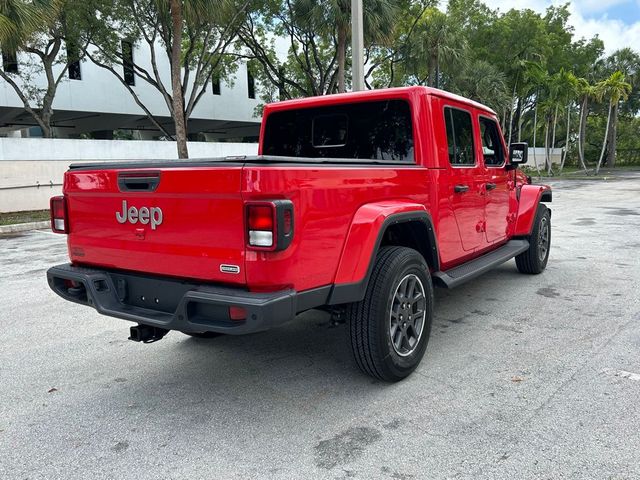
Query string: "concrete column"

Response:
xmin=351 ymin=0 xmax=365 ymax=91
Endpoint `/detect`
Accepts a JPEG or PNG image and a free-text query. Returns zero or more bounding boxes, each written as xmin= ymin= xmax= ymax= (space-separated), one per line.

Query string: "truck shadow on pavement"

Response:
xmin=112 ymin=262 xmax=535 ymax=395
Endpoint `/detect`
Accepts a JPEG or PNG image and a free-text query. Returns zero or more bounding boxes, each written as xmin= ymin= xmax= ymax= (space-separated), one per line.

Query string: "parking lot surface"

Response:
xmin=1 ymin=174 xmax=639 ymax=479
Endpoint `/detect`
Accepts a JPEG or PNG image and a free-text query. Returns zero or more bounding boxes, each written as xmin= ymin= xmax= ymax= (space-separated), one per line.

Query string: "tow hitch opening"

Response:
xmin=128 ymin=324 xmax=169 ymax=343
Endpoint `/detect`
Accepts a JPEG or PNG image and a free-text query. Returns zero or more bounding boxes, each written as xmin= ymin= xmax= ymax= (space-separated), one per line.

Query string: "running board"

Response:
xmin=433 ymin=239 xmax=529 ymax=288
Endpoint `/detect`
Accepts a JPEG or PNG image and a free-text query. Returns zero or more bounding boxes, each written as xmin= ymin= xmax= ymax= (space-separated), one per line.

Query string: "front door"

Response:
xmin=443 ymin=106 xmax=485 ymax=252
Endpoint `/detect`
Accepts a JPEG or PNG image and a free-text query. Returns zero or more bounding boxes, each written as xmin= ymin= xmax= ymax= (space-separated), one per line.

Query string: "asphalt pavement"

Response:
xmin=1 ymin=174 xmax=639 ymax=479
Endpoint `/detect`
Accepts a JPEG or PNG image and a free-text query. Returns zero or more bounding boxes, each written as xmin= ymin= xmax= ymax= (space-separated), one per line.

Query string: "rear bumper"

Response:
xmin=46 ymin=264 xmax=297 ymax=335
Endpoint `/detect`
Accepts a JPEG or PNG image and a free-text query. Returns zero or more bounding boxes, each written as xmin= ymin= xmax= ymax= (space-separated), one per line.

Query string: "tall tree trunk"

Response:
xmin=551 ymin=104 xmax=558 ymax=150
xmin=577 ymin=96 xmax=588 ymax=170
xmin=511 ymin=96 xmax=522 ymax=144
xmin=606 ymin=101 xmax=618 ymax=168
xmin=595 ymin=99 xmax=613 ymax=175
xmin=40 ymin=64 xmax=57 ymax=138
xmin=170 ymin=0 xmax=189 ymax=159
xmin=428 ymin=52 xmax=437 ymax=87
xmin=507 ymin=81 xmax=518 ymax=148
xmin=517 ymin=99 xmax=523 ymax=142
xmin=545 ymin=116 xmax=553 ymax=175
xmin=337 ymin=24 xmax=347 ymax=93
xmin=40 ymin=112 xmax=53 ymax=138
xmin=532 ymin=102 xmax=541 ymax=178
xmin=559 ymin=104 xmax=571 ymax=174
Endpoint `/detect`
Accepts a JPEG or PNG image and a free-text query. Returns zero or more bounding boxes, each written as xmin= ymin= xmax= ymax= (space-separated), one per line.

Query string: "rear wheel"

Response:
xmin=346 ymin=246 xmax=434 ymax=382
xmin=516 ymin=204 xmax=551 ymax=274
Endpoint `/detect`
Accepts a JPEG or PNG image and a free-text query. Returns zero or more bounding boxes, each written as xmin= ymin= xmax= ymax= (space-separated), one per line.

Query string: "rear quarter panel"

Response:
xmin=242 ymin=166 xmax=432 ymax=292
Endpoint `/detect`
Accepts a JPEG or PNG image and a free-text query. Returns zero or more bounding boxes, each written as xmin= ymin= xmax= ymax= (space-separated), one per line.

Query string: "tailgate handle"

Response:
xmin=118 ymin=173 xmax=160 ymax=192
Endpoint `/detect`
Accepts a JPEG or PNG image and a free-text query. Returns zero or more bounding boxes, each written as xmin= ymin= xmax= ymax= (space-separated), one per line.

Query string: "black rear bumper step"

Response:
xmin=432 ymin=239 xmax=529 ymax=288
xmin=47 ymin=264 xmax=299 ymax=335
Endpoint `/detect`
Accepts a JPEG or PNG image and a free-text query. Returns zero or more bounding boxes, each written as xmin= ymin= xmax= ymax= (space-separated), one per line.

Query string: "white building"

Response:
xmin=0 ymin=42 xmax=263 ymax=141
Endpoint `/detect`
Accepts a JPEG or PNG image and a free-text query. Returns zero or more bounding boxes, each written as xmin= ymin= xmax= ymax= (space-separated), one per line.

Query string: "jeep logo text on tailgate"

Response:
xmin=116 ymin=200 xmax=163 ymax=230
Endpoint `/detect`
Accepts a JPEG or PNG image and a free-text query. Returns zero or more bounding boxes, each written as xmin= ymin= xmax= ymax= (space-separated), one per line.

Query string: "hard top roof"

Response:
xmin=264 ymin=85 xmax=497 ymax=116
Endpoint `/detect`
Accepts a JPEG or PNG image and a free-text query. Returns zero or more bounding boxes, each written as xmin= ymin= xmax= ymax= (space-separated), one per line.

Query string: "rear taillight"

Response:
xmin=50 ymin=195 xmax=68 ymax=234
xmin=248 ymin=204 xmax=275 ymax=248
xmin=246 ymin=200 xmax=294 ymax=251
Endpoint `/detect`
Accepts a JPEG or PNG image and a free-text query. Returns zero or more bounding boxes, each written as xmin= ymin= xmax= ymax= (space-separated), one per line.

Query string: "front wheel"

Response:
xmin=516 ymin=204 xmax=551 ymax=274
xmin=346 ymin=246 xmax=434 ymax=382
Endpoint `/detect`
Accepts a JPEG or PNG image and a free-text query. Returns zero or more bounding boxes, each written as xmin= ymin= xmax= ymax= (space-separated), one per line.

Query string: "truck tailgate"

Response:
xmin=64 ymin=165 xmax=246 ymax=285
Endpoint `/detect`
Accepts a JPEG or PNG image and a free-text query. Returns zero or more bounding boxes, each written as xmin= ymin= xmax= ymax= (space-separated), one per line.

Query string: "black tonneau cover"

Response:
xmin=68 ymin=155 xmax=416 ymax=171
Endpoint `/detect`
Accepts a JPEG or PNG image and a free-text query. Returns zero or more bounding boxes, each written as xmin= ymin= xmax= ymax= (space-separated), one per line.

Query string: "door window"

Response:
xmin=444 ymin=107 xmax=475 ymax=167
xmin=479 ymin=117 xmax=505 ymax=167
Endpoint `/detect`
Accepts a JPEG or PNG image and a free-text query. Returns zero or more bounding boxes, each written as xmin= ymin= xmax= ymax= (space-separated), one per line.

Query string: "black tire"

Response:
xmin=182 ymin=331 xmax=223 ymax=339
xmin=346 ymin=246 xmax=434 ymax=382
xmin=516 ymin=204 xmax=551 ymax=274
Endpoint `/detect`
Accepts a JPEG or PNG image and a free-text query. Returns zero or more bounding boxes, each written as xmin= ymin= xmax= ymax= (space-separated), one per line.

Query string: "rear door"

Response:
xmin=478 ymin=115 xmax=511 ymax=244
xmin=64 ymin=164 xmax=247 ymax=285
xmin=442 ymin=104 xmax=485 ymax=252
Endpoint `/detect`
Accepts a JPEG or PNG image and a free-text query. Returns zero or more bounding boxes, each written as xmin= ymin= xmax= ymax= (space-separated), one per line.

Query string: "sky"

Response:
xmin=486 ymin=0 xmax=640 ymax=53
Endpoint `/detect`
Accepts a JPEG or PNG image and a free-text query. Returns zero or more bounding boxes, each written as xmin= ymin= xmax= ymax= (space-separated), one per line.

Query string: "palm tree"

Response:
xmin=296 ymin=0 xmax=397 ymax=93
xmin=397 ymin=7 xmax=464 ymax=88
xmin=555 ymin=70 xmax=578 ymax=174
xmin=0 ymin=0 xmax=62 ymax=138
xmin=531 ymin=92 xmax=542 ymax=178
xmin=0 ymin=1 xmax=54 ymax=49
xmin=594 ymin=71 xmax=632 ymax=174
xmin=538 ymin=97 xmax=556 ymax=176
xmin=521 ymin=62 xmax=547 ymax=177
xmin=450 ymin=59 xmax=509 ymax=113
xmin=575 ymin=77 xmax=596 ymax=172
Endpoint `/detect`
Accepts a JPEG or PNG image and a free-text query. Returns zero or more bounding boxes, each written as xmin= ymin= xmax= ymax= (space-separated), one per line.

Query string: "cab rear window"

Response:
xmin=263 ymin=100 xmax=414 ymax=162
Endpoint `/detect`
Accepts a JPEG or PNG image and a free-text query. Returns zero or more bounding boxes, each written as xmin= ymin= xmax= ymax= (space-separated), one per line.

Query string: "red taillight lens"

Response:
xmin=248 ymin=205 xmax=274 ymax=231
xmin=50 ymin=195 xmax=68 ymax=233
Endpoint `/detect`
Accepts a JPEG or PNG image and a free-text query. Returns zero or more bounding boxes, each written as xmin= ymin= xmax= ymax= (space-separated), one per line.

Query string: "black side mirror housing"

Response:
xmin=509 ymin=142 xmax=528 ymax=167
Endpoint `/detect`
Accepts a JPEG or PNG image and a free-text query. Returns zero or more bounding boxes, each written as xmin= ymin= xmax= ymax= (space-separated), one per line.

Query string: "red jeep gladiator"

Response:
xmin=47 ymin=86 xmax=551 ymax=382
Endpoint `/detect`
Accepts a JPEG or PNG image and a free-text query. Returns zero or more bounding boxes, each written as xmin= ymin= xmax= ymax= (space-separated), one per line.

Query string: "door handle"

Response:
xmin=486 ymin=183 xmax=497 ymax=191
xmin=454 ymin=184 xmax=469 ymax=193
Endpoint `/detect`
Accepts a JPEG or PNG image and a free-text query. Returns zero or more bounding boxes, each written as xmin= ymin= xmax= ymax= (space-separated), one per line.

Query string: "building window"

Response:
xmin=247 ymin=68 xmax=255 ymax=99
xmin=67 ymin=43 xmax=81 ymax=80
xmin=212 ymin=75 xmax=221 ymax=95
xmin=122 ymin=41 xmax=135 ymax=86
xmin=2 ymin=51 xmax=18 ymax=74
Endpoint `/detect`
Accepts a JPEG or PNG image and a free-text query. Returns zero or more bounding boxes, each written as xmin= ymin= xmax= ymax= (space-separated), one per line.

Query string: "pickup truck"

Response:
xmin=47 ymin=86 xmax=552 ymax=382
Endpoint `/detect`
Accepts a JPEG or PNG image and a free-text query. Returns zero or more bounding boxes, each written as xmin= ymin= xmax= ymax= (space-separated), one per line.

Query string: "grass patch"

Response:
xmin=0 ymin=210 xmax=50 ymax=226
xmin=522 ymin=164 xmax=640 ymax=179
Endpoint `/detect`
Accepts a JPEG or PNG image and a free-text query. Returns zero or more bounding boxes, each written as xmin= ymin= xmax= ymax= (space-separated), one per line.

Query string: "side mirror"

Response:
xmin=509 ymin=142 xmax=528 ymax=166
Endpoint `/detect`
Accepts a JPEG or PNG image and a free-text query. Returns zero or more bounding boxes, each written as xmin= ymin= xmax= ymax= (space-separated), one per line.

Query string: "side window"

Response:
xmin=444 ymin=107 xmax=475 ymax=166
xmin=479 ymin=117 xmax=505 ymax=166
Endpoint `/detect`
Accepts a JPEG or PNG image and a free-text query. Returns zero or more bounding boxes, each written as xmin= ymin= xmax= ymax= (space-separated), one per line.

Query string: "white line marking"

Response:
xmin=602 ymin=368 xmax=640 ymax=382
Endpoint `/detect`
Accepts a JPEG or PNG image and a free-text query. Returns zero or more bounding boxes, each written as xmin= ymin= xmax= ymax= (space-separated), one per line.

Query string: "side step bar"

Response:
xmin=433 ymin=239 xmax=529 ymax=288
